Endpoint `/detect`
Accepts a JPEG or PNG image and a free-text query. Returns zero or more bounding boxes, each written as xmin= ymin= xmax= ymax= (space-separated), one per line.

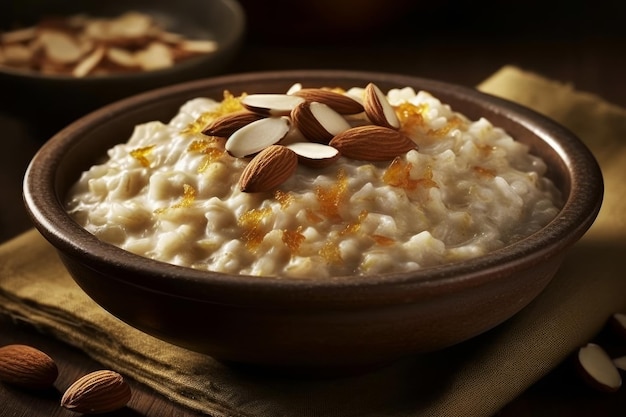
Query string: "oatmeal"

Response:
xmin=65 ymin=83 xmax=562 ymax=278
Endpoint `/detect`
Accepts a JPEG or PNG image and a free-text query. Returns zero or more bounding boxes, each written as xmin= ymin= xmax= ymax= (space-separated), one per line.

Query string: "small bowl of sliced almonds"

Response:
xmin=0 ymin=0 xmax=245 ymax=136
xmin=23 ymin=69 xmax=603 ymax=376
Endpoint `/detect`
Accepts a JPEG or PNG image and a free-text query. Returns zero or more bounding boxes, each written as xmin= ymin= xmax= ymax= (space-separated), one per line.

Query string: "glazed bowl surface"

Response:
xmin=23 ymin=70 xmax=603 ymax=374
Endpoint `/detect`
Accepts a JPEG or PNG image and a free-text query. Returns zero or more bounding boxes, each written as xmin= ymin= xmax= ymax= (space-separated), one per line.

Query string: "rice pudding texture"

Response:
xmin=66 ymin=85 xmax=562 ymax=278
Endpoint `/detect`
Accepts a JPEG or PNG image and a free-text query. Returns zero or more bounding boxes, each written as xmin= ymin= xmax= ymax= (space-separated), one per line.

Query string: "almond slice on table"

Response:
xmin=576 ymin=343 xmax=622 ymax=392
xmin=363 ymin=82 xmax=401 ymax=129
xmin=225 ymin=116 xmax=291 ymax=158
xmin=241 ymin=94 xmax=305 ymax=116
xmin=292 ymin=88 xmax=364 ymax=114
xmin=286 ymin=142 xmax=341 ymax=168
xmin=291 ymin=101 xmax=351 ymax=144
xmin=239 ymin=145 xmax=298 ymax=193
xmin=329 ymin=125 xmax=417 ymax=161
xmin=202 ymin=110 xmax=265 ymax=137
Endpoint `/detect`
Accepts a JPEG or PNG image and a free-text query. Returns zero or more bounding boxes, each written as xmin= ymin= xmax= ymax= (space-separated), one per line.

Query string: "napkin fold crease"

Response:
xmin=1 ymin=65 xmax=625 ymax=417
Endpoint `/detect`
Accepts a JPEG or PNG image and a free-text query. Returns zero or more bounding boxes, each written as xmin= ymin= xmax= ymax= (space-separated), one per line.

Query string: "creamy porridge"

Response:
xmin=65 ymin=83 xmax=562 ymax=278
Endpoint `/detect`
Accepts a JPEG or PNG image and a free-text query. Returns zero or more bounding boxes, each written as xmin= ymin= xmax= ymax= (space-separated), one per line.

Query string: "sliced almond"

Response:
xmin=363 ymin=82 xmax=400 ymax=129
xmin=576 ymin=343 xmax=622 ymax=392
xmin=2 ymin=44 xmax=33 ymax=65
xmin=72 ymin=45 xmax=105 ymax=77
xmin=225 ymin=116 xmax=291 ymax=158
xmin=203 ymin=110 xmax=265 ymax=137
xmin=39 ymin=30 xmax=84 ymax=64
xmin=293 ymin=88 xmax=364 ymax=114
xmin=286 ymin=142 xmax=341 ymax=168
xmin=329 ymin=125 xmax=417 ymax=161
xmin=106 ymin=47 xmax=139 ymax=68
xmin=291 ymin=101 xmax=351 ymax=144
xmin=0 ymin=26 xmax=38 ymax=44
xmin=178 ymin=39 xmax=218 ymax=54
xmin=239 ymin=145 xmax=298 ymax=193
xmin=107 ymin=11 xmax=153 ymax=40
xmin=241 ymin=94 xmax=305 ymax=116
xmin=135 ymin=42 xmax=173 ymax=70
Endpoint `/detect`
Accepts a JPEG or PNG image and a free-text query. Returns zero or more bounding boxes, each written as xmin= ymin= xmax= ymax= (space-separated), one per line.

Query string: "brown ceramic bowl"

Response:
xmin=0 ymin=0 xmax=245 ymax=138
xmin=22 ymin=70 xmax=603 ymax=375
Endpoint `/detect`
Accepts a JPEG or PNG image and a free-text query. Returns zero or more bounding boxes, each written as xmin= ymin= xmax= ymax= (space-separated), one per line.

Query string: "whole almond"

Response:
xmin=202 ymin=110 xmax=265 ymax=137
xmin=293 ymin=88 xmax=364 ymax=114
xmin=239 ymin=145 xmax=298 ymax=193
xmin=363 ymin=82 xmax=401 ymax=129
xmin=291 ymin=101 xmax=351 ymax=144
xmin=61 ymin=370 xmax=132 ymax=414
xmin=329 ymin=125 xmax=417 ymax=161
xmin=0 ymin=344 xmax=58 ymax=389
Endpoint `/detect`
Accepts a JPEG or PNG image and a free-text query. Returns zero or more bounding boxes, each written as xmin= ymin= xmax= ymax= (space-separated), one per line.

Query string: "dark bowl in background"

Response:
xmin=0 ymin=0 xmax=246 ymax=139
xmin=22 ymin=70 xmax=603 ymax=375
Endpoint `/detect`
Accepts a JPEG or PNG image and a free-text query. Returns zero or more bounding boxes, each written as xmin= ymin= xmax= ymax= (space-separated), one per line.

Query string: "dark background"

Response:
xmin=1 ymin=1 xmax=626 ymax=416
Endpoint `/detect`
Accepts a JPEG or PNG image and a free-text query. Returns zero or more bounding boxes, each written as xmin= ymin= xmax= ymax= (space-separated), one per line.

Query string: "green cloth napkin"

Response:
xmin=1 ymin=65 xmax=625 ymax=417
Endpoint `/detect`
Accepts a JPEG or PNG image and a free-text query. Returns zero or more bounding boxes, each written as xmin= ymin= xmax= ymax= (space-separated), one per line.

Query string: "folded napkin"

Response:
xmin=1 ymin=65 xmax=625 ymax=417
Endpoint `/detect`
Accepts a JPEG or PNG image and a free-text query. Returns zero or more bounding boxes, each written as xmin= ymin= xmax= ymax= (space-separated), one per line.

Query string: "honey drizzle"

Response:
xmin=427 ymin=116 xmax=465 ymax=137
xmin=187 ymin=138 xmax=225 ymax=173
xmin=238 ymin=207 xmax=272 ymax=250
xmin=340 ymin=210 xmax=368 ymax=235
xmin=315 ymin=168 xmax=348 ymax=219
xmin=130 ymin=145 xmax=155 ymax=167
xmin=154 ymin=183 xmax=196 ymax=214
xmin=282 ymin=226 xmax=305 ymax=254
xmin=396 ymin=102 xmax=427 ymax=134
xmin=274 ymin=190 xmax=294 ymax=209
xmin=319 ymin=240 xmax=342 ymax=265
xmin=181 ymin=90 xmax=246 ymax=135
xmin=383 ymin=157 xmax=438 ymax=190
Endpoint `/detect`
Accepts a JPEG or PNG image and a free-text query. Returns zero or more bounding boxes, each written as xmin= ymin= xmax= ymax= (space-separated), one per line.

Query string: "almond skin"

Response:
xmin=293 ymin=88 xmax=364 ymax=114
xmin=239 ymin=145 xmax=298 ymax=193
xmin=0 ymin=344 xmax=58 ymax=389
xmin=363 ymin=82 xmax=401 ymax=129
xmin=61 ymin=369 xmax=132 ymax=414
xmin=202 ymin=110 xmax=265 ymax=137
xmin=329 ymin=125 xmax=417 ymax=161
xmin=291 ymin=101 xmax=351 ymax=144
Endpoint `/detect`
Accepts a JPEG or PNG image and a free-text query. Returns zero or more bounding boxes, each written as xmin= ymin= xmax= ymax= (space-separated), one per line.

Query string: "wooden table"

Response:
xmin=1 ymin=3 xmax=626 ymax=414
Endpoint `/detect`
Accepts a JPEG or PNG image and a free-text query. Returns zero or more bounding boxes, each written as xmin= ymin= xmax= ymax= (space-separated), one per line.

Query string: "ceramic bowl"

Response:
xmin=22 ymin=70 xmax=603 ymax=375
xmin=0 ymin=0 xmax=245 ymax=138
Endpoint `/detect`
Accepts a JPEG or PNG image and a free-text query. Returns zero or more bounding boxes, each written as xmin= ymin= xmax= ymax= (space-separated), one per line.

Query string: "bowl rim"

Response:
xmin=22 ymin=69 xmax=604 ymax=305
